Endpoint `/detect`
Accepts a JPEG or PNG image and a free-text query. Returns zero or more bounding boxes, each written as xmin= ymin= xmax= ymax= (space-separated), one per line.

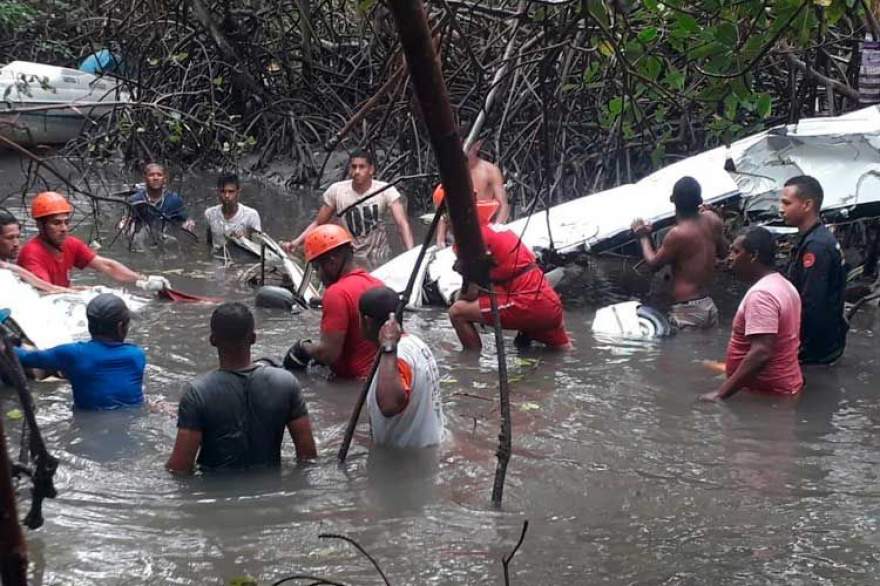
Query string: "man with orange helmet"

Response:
xmin=17 ymin=191 xmax=170 ymax=291
xmin=283 ymin=224 xmax=384 ymax=379
xmin=435 ymin=186 xmax=571 ymax=351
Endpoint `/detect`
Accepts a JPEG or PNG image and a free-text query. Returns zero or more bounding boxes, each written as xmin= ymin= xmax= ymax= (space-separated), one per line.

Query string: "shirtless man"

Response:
xmin=436 ymin=139 xmax=509 ymax=248
xmin=631 ymin=176 xmax=727 ymax=330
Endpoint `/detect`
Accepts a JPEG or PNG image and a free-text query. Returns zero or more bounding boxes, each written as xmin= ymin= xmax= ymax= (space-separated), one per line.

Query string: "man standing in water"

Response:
xmin=0 ymin=209 xmax=69 ymax=292
xmin=126 ymin=163 xmax=196 ymax=237
xmin=283 ymin=225 xmax=383 ymax=379
xmin=359 ymin=286 xmax=445 ymax=448
xmin=166 ymin=303 xmax=317 ymax=473
xmin=631 ymin=176 xmax=727 ymax=330
xmin=702 ymin=228 xmax=803 ymax=401
xmin=17 ymin=192 xmax=169 ymax=292
xmin=435 ymin=138 xmax=509 ymax=248
xmin=15 ymin=293 xmax=146 ymax=410
xmin=203 ymin=172 xmax=262 ymax=250
xmin=780 ymin=175 xmax=848 ymax=365
xmin=283 ymin=150 xmax=414 ymax=266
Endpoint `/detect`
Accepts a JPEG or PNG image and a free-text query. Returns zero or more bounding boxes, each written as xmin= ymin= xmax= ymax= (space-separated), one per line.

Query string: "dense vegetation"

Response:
xmin=1 ymin=0 xmax=876 ymax=208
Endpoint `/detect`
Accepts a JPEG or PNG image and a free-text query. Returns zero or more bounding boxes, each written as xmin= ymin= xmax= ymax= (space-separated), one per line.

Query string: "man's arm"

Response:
xmin=632 ymin=220 xmax=679 ymax=270
xmin=0 ymin=261 xmax=70 ymax=293
xmin=166 ymin=428 xmax=202 ymax=474
xmin=436 ymin=216 xmax=448 ymax=248
xmin=286 ymin=416 xmax=317 ymax=461
xmin=705 ymin=211 xmax=729 ymax=259
xmin=88 ymin=255 xmax=142 ymax=284
xmin=490 ymin=164 xmax=509 ymax=224
xmin=702 ymin=334 xmax=774 ymax=400
xmin=389 ymin=199 xmax=415 ymax=250
xmin=795 ymin=245 xmax=834 ymax=351
xmin=374 ymin=315 xmax=410 ymax=417
xmin=14 ymin=345 xmax=67 ymax=372
xmin=285 ymin=204 xmax=336 ymax=251
xmin=304 ymin=330 xmax=346 ymax=367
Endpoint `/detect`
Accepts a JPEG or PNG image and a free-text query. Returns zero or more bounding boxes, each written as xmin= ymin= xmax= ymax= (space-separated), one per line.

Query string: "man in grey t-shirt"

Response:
xmin=166 ymin=303 xmax=317 ymax=473
xmin=203 ymin=172 xmax=262 ymax=250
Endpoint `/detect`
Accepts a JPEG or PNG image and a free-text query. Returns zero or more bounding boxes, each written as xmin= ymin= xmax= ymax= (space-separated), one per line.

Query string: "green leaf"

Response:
xmin=608 ymin=97 xmax=623 ymax=116
xmin=664 ymin=67 xmax=685 ymax=91
xmin=713 ymin=22 xmax=738 ymax=47
xmin=756 ymin=93 xmax=772 ymax=118
xmin=639 ymin=56 xmax=663 ymax=81
xmin=638 ymin=27 xmax=658 ymax=44
xmin=724 ymin=93 xmax=738 ymax=120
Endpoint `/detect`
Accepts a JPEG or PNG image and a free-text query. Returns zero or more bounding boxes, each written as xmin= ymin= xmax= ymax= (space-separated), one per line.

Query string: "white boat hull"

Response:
xmin=0 ymin=61 xmax=128 ymax=146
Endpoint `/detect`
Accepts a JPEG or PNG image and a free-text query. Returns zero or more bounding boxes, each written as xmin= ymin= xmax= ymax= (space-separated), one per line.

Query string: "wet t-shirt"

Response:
xmin=323 ymin=179 xmax=401 ymax=263
xmin=725 ymin=272 xmax=803 ymax=395
xmin=204 ymin=203 xmax=262 ymax=248
xmin=367 ymin=334 xmax=445 ymax=448
xmin=176 ymin=364 xmax=309 ymax=470
xmin=17 ymin=236 xmax=96 ymax=288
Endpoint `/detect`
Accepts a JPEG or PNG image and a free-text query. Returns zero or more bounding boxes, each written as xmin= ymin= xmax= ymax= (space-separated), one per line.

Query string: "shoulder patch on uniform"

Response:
xmin=802 ymin=251 xmax=816 ymax=268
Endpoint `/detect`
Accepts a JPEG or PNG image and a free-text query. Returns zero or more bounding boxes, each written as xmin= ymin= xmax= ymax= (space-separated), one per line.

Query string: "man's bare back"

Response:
xmin=663 ymin=211 xmax=726 ymax=301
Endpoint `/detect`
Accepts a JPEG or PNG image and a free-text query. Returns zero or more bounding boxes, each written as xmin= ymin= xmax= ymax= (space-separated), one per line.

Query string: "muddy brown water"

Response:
xmin=3 ymin=158 xmax=880 ymax=584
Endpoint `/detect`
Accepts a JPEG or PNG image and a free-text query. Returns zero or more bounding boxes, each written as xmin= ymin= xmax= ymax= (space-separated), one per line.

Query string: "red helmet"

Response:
xmin=31 ymin=191 xmax=73 ymax=219
xmin=304 ymin=224 xmax=354 ymax=262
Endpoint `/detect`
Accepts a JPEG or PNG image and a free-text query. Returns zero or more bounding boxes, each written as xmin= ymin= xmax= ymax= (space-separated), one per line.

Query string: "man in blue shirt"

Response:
xmin=14 ymin=293 xmax=146 ymax=410
xmin=124 ymin=163 xmax=195 ymax=240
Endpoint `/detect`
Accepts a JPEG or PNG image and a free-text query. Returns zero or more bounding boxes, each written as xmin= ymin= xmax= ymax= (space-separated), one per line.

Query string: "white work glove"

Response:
xmin=136 ymin=275 xmax=171 ymax=292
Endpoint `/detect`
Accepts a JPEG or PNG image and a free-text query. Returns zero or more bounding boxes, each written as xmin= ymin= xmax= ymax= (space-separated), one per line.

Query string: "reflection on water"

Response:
xmin=2 ymin=160 xmax=880 ymax=584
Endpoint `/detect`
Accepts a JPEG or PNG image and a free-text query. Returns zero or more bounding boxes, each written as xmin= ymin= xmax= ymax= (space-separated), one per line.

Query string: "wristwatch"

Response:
xmin=381 ymin=342 xmax=397 ymax=354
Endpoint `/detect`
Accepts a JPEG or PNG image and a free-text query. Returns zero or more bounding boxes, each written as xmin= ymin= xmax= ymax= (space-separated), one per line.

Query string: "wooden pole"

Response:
xmin=385 ymin=0 xmax=489 ymax=287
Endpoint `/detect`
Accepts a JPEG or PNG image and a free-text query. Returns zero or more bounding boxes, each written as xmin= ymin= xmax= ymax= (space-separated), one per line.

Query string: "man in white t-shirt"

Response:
xmin=203 ymin=173 xmax=262 ymax=250
xmin=359 ymin=286 xmax=445 ymax=448
xmin=283 ymin=150 xmax=414 ymax=266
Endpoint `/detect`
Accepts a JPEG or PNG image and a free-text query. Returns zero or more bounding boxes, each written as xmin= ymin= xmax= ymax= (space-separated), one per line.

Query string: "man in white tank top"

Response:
xmin=359 ymin=286 xmax=445 ymax=448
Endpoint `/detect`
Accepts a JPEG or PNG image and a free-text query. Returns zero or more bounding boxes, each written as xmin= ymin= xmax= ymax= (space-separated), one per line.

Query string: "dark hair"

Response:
xmin=0 ymin=208 xmax=19 ymax=229
xmin=784 ymin=175 xmax=824 ymax=209
xmin=86 ymin=293 xmax=130 ymax=340
xmin=349 ymin=148 xmax=374 ymax=166
xmin=217 ymin=172 xmax=239 ymax=189
xmin=359 ymin=286 xmax=399 ymax=323
xmin=740 ymin=226 xmax=775 ymax=266
xmin=210 ymin=302 xmax=254 ymax=345
xmin=671 ymin=176 xmax=702 ymax=217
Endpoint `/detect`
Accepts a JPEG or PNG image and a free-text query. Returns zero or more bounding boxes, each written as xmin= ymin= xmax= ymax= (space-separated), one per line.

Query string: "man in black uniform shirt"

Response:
xmin=780 ymin=175 xmax=848 ymax=365
xmin=166 ymin=303 xmax=317 ymax=473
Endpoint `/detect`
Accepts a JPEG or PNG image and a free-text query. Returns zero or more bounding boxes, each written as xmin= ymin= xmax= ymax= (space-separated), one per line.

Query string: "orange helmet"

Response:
xmin=31 ymin=191 xmax=73 ymax=220
xmin=304 ymin=224 xmax=354 ymax=262
xmin=432 ymin=184 xmax=446 ymax=209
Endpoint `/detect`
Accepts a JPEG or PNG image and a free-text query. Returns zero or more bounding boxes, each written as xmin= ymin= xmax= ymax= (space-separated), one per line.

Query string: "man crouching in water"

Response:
xmin=631 ymin=176 xmax=727 ymax=330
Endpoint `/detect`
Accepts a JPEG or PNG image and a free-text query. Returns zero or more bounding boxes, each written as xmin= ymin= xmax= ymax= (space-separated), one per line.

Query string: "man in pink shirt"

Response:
xmin=702 ymin=227 xmax=803 ymax=401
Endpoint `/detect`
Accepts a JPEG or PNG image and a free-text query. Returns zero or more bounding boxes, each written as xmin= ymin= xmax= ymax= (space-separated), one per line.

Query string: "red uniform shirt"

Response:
xmin=321 ymin=269 xmax=383 ymax=379
xmin=468 ymin=225 xmax=569 ymax=347
xmin=17 ymin=236 xmax=96 ymax=288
